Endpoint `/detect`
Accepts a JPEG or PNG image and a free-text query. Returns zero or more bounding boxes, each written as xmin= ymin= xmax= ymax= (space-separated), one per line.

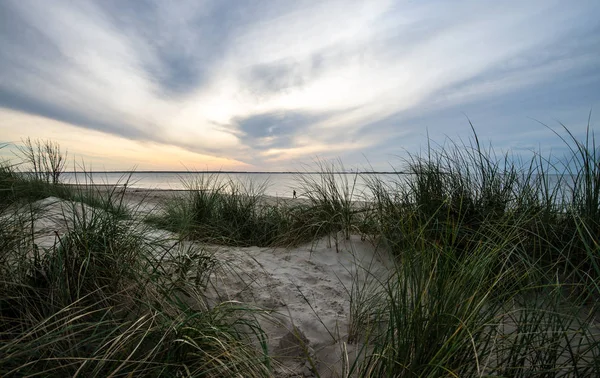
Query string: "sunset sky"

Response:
xmin=1 ymin=0 xmax=599 ymax=171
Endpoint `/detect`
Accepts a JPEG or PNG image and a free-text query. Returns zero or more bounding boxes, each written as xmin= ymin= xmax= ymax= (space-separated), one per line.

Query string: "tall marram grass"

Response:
xmin=0 ymin=187 xmax=273 ymax=377
xmin=349 ymin=123 xmax=600 ymax=376
xmin=365 ymin=123 xmax=600 ymax=286
xmin=2 ymin=139 xmax=129 ymax=218
xmin=151 ymin=163 xmax=375 ymax=249
xmin=3 ymin=121 xmax=600 ymax=377
xmin=149 ymin=172 xmax=325 ymax=247
xmin=295 ymin=159 xmax=373 ymax=250
xmin=1 ymin=148 xmax=273 ymax=377
xmin=351 ymin=217 xmax=599 ymax=376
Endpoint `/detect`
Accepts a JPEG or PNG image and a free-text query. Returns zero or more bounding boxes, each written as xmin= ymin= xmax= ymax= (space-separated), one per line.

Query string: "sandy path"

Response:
xmin=203 ymin=235 xmax=390 ymax=377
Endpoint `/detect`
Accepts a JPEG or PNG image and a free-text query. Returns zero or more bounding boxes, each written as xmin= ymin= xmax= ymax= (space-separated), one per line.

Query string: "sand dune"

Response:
xmin=28 ymin=191 xmax=392 ymax=377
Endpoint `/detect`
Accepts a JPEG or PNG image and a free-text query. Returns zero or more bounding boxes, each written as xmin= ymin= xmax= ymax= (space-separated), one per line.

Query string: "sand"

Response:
xmin=26 ymin=190 xmax=393 ymax=377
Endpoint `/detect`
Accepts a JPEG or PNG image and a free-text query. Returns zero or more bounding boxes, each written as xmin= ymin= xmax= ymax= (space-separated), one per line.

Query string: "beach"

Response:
xmin=25 ymin=188 xmax=392 ymax=377
xmin=4 ymin=145 xmax=600 ymax=376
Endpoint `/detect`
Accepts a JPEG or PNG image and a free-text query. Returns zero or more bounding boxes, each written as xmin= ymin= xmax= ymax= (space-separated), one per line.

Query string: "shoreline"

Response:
xmin=63 ymin=184 xmax=373 ymax=207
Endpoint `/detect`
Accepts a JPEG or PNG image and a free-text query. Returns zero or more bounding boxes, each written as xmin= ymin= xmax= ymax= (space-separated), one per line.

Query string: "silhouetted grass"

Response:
xmin=148 ymin=172 xmax=324 ymax=247
xmin=351 ymin=122 xmax=600 ymax=376
xmin=350 ymin=221 xmax=599 ymax=376
xmin=0 ymin=163 xmax=273 ymax=377
xmin=294 ymin=159 xmax=373 ymax=251
xmin=3 ymin=121 xmax=600 ymax=377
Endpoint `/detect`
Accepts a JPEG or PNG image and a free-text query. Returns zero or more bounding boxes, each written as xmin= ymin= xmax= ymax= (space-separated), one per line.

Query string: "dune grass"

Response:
xmin=345 ymin=201 xmax=600 ymax=376
xmin=147 ymin=172 xmax=326 ymax=247
xmin=2 ymin=123 xmax=600 ymax=376
xmin=1 ymin=144 xmax=274 ymax=377
xmin=294 ymin=159 xmax=374 ymax=250
xmin=348 ymin=123 xmax=600 ymax=376
xmin=0 ymin=184 xmax=274 ymax=377
xmin=1 ymin=140 xmax=130 ymax=219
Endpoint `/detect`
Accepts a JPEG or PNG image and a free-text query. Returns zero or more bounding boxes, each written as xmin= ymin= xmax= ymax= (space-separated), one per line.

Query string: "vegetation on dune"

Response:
xmin=2 ymin=121 xmax=600 ymax=377
xmin=1 ymin=141 xmax=272 ymax=377
xmin=1 ymin=139 xmax=130 ymax=218
xmin=295 ymin=159 xmax=374 ymax=251
xmin=348 ymin=194 xmax=599 ymax=376
xmin=148 ymin=172 xmax=329 ymax=247
xmin=0 ymin=201 xmax=272 ymax=376
xmin=148 ymin=159 xmax=374 ymax=250
xmin=349 ymin=123 xmax=600 ymax=376
xmin=365 ymin=123 xmax=600 ymax=296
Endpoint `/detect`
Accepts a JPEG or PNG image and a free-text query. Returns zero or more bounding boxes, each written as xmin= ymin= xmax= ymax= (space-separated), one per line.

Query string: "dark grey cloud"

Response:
xmin=240 ymin=53 xmax=329 ymax=97
xmin=96 ymin=1 xmax=245 ymax=96
xmin=0 ymin=89 xmax=153 ymax=141
xmin=235 ymin=110 xmax=331 ymax=149
xmin=242 ymin=61 xmax=308 ymax=96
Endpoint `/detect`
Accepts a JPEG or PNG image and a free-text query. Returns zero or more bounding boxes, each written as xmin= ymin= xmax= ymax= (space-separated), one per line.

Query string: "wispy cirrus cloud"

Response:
xmin=0 ymin=0 xmax=598 ymax=170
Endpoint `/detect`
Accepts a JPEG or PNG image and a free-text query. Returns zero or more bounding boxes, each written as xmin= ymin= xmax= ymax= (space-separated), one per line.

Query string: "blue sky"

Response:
xmin=0 ymin=0 xmax=599 ymax=170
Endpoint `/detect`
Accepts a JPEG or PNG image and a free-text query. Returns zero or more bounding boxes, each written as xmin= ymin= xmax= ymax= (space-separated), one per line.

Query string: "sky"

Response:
xmin=0 ymin=0 xmax=599 ymax=171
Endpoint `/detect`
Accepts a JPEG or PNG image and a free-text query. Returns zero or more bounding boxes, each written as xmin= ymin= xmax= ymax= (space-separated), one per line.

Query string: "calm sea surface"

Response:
xmin=60 ymin=172 xmax=569 ymax=200
xmin=60 ymin=172 xmax=396 ymax=199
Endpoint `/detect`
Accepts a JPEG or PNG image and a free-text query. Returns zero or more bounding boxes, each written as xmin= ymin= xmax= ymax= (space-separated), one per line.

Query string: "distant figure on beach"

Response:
xmin=293 ymin=190 xmax=297 ymax=199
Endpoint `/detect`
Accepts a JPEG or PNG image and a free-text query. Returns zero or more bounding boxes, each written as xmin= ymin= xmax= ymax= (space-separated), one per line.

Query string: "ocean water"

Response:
xmin=60 ymin=172 xmax=393 ymax=199
xmin=60 ymin=171 xmax=572 ymax=201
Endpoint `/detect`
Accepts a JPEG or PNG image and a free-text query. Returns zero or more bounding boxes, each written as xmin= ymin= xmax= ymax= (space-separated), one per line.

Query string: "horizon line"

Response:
xmin=58 ymin=170 xmax=405 ymax=174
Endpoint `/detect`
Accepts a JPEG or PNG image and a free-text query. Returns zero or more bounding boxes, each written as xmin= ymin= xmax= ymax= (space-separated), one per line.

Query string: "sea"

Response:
xmin=60 ymin=171 xmax=572 ymax=201
xmin=60 ymin=172 xmax=396 ymax=199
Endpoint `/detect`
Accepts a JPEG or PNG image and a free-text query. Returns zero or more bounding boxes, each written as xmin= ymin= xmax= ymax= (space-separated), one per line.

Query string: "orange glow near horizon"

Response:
xmin=0 ymin=108 xmax=252 ymax=171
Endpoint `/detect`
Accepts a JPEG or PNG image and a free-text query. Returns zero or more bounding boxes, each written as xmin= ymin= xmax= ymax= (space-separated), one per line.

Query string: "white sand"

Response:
xmin=204 ymin=234 xmax=391 ymax=377
xmin=26 ymin=193 xmax=393 ymax=377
